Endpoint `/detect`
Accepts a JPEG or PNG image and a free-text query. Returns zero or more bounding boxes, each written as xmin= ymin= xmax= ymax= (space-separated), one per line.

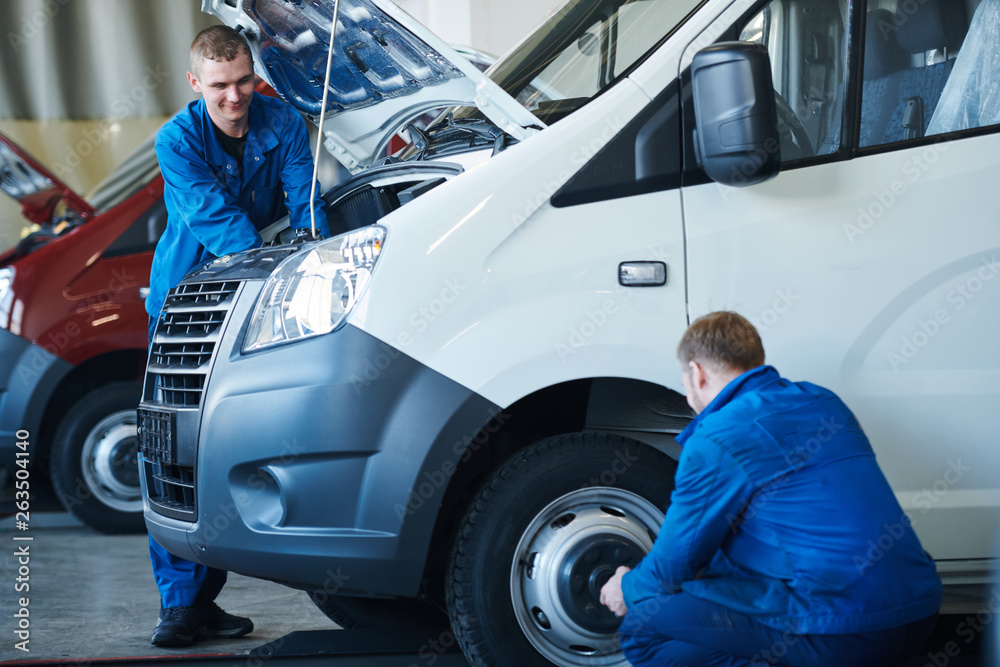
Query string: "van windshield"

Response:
xmin=453 ymin=0 xmax=698 ymax=125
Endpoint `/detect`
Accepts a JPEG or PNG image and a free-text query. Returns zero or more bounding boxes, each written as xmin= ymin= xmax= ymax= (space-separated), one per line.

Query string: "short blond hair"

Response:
xmin=190 ymin=25 xmax=252 ymax=76
xmin=677 ymin=311 xmax=765 ymax=373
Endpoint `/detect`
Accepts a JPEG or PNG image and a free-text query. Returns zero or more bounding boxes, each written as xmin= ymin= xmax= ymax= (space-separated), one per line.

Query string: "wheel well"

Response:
xmin=420 ymin=377 xmax=691 ymax=603
xmin=34 ymin=349 xmax=146 ymax=468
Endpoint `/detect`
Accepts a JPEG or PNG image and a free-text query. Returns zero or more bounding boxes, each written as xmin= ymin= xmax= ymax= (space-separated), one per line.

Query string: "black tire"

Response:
xmin=447 ymin=433 xmax=676 ymax=667
xmin=50 ymin=381 xmax=145 ymax=534
xmin=310 ymin=594 xmax=448 ymax=629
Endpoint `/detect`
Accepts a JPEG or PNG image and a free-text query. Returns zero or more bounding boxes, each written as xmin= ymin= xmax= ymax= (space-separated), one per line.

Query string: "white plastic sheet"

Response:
xmin=927 ymin=0 xmax=1000 ymax=134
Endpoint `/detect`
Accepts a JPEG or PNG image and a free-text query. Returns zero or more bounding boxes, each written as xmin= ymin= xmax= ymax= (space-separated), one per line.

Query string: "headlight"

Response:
xmin=243 ymin=227 xmax=384 ymax=352
xmin=0 ymin=267 xmax=15 ymax=330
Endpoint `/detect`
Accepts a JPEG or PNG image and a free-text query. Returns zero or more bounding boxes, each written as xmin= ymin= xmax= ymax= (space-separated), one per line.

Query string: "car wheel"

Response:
xmin=310 ymin=594 xmax=448 ymax=629
xmin=447 ymin=433 xmax=676 ymax=667
xmin=50 ymin=381 xmax=145 ymax=534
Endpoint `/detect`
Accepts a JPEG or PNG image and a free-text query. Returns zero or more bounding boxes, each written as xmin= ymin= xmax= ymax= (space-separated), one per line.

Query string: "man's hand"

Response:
xmin=599 ymin=565 xmax=631 ymax=618
xmin=293 ymin=227 xmax=323 ymax=242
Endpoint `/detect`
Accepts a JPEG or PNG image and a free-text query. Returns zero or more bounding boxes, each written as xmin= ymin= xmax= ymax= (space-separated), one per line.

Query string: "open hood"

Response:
xmin=204 ymin=0 xmax=543 ymax=172
xmin=0 ymin=132 xmax=96 ymax=224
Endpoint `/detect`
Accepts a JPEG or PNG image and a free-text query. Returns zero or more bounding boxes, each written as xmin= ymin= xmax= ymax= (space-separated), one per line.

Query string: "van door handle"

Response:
xmin=619 ymin=262 xmax=667 ymax=287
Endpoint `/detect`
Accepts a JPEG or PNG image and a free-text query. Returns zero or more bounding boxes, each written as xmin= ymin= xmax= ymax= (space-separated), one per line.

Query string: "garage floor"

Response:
xmin=0 ymin=511 xmax=337 ymax=663
xmin=0 ymin=506 xmax=992 ymax=665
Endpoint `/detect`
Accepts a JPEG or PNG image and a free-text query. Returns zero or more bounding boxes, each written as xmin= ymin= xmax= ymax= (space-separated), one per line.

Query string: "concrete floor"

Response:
xmin=0 ymin=511 xmax=337 ymax=663
xmin=0 ymin=507 xmax=993 ymax=665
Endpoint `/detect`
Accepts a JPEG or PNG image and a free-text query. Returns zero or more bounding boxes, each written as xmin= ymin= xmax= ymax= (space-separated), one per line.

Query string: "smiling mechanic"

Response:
xmin=145 ymin=25 xmax=329 ymax=647
xmin=600 ymin=311 xmax=942 ymax=666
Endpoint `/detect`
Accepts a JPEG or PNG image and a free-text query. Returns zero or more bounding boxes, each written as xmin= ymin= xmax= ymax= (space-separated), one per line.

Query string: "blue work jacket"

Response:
xmin=146 ymin=93 xmax=329 ymax=317
xmin=622 ymin=365 xmax=942 ymax=634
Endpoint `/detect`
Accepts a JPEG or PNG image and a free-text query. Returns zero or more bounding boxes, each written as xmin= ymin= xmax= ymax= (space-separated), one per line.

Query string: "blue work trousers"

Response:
xmin=619 ymin=593 xmax=937 ymax=667
xmin=149 ymin=536 xmax=227 ymax=608
xmin=147 ymin=316 xmax=227 ymax=609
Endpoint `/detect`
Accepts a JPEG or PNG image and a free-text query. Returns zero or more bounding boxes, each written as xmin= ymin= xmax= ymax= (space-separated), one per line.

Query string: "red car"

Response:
xmin=0 ymin=131 xmax=162 ymax=533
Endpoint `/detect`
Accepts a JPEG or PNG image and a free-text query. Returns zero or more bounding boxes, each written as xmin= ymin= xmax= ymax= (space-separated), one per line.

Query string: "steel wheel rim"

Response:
xmin=510 ymin=487 xmax=664 ymax=666
xmin=81 ymin=409 xmax=142 ymax=512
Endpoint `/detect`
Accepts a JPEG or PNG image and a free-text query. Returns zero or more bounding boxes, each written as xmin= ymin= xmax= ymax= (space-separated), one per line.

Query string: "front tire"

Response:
xmin=50 ymin=381 xmax=145 ymax=534
xmin=447 ymin=433 xmax=676 ymax=666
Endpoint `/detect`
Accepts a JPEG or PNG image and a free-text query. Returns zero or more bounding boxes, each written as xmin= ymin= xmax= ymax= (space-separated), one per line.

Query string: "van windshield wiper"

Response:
xmin=422 ymin=113 xmax=509 ymax=157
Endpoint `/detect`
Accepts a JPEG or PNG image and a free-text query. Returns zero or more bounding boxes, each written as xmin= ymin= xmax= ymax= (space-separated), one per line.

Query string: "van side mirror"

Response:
xmin=691 ymin=42 xmax=780 ymax=187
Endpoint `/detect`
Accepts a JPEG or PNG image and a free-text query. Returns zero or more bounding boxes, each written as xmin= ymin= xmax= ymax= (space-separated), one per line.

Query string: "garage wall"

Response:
xmin=396 ymin=0 xmax=565 ymax=57
xmin=0 ymin=0 xmax=215 ymax=250
xmin=0 ymin=0 xmax=566 ymax=252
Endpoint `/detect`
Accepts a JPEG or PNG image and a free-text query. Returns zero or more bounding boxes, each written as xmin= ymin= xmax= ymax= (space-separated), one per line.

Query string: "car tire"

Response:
xmin=50 ymin=381 xmax=145 ymax=534
xmin=446 ymin=433 xmax=676 ymax=667
xmin=310 ymin=594 xmax=448 ymax=629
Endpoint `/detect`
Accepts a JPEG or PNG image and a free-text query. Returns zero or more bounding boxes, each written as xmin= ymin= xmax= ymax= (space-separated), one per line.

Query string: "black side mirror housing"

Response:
xmin=691 ymin=42 xmax=781 ymax=187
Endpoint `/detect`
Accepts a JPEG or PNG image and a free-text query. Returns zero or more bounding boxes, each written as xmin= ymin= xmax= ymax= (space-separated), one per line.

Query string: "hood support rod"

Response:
xmin=310 ymin=0 xmax=341 ymax=239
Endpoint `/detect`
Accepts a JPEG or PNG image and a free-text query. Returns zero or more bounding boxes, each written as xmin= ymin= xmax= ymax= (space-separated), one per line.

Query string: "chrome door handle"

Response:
xmin=619 ymin=262 xmax=667 ymax=286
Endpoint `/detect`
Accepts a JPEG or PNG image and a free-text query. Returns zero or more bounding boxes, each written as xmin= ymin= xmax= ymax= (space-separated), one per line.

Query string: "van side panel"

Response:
xmin=349 ymin=79 xmax=691 ymax=408
xmin=683 ymin=135 xmax=1000 ymax=560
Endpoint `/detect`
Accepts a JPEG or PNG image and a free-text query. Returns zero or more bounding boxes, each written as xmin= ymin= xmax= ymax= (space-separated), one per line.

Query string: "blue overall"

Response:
xmin=619 ymin=366 xmax=942 ymax=666
xmin=145 ymin=92 xmax=329 ymax=319
xmin=146 ymin=93 xmax=328 ymax=609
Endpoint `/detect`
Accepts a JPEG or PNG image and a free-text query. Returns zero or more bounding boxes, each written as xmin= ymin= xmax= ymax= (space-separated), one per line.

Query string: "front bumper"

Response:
xmin=0 ymin=328 xmax=72 ymax=470
xmin=141 ymin=278 xmax=499 ymax=597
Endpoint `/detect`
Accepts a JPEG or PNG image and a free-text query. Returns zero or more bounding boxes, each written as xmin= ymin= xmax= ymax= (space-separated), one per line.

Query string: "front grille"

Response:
xmin=141 ymin=279 xmax=242 ymax=522
xmin=147 ymin=281 xmax=240 ymax=408
xmin=137 ymin=408 xmax=175 ymax=464
xmin=144 ymin=460 xmax=196 ymax=519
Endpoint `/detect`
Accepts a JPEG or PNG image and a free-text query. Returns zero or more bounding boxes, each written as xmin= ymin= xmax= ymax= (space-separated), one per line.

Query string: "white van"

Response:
xmin=138 ymin=0 xmax=1000 ymax=664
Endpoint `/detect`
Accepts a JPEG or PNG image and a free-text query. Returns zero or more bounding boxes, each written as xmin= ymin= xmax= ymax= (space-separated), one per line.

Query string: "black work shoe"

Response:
xmin=151 ymin=605 xmax=209 ymax=647
xmin=203 ymin=601 xmax=253 ymax=639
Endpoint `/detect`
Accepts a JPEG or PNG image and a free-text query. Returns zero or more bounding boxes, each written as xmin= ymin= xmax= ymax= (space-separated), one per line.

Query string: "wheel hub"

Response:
xmin=558 ymin=534 xmax=644 ymax=634
xmin=82 ymin=410 xmax=142 ymax=512
xmin=510 ymin=487 xmax=664 ymax=666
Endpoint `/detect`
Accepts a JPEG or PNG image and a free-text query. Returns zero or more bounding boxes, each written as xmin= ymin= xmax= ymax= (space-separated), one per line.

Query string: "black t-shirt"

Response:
xmin=213 ymin=123 xmax=247 ymax=175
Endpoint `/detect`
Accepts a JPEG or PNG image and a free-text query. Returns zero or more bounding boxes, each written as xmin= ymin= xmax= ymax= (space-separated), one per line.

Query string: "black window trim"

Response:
xmin=852 ymin=0 xmax=1000 ymax=158
xmin=680 ymin=0 xmax=865 ymax=185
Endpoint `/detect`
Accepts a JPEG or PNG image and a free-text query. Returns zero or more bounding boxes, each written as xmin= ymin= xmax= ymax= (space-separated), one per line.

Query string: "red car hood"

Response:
xmin=0 ymin=131 xmax=96 ymax=224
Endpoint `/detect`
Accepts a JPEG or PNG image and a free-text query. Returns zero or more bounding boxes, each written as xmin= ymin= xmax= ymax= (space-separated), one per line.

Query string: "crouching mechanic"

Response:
xmin=600 ymin=312 xmax=942 ymax=666
xmin=144 ymin=25 xmax=329 ymax=647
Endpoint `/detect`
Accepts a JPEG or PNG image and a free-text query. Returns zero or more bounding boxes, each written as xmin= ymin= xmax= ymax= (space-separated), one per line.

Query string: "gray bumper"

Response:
xmin=142 ymin=283 xmax=499 ymax=597
xmin=0 ymin=328 xmax=72 ymax=470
